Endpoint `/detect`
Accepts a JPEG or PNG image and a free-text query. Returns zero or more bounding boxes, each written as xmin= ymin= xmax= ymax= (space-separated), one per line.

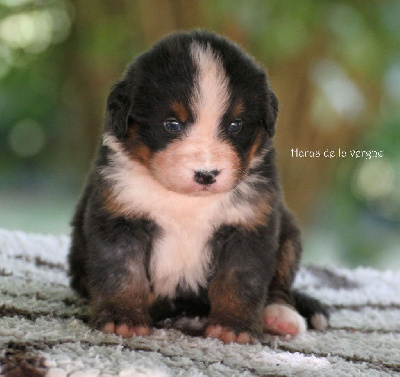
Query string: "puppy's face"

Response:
xmin=106 ymin=32 xmax=278 ymax=196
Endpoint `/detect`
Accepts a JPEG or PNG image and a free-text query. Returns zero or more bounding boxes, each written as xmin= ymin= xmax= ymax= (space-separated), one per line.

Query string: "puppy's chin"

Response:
xmin=190 ymin=185 xmax=225 ymax=196
xmin=179 ymin=182 xmax=232 ymax=197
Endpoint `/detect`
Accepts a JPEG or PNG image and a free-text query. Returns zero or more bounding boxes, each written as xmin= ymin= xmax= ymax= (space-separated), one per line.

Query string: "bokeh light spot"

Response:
xmin=312 ymin=59 xmax=365 ymax=123
xmin=354 ymin=159 xmax=395 ymax=201
xmin=0 ymin=6 xmax=72 ymax=55
xmin=8 ymin=119 xmax=46 ymax=158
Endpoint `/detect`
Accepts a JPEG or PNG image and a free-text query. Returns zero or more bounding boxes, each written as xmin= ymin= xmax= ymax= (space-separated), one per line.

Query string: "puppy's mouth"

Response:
xmin=191 ymin=183 xmax=219 ymax=196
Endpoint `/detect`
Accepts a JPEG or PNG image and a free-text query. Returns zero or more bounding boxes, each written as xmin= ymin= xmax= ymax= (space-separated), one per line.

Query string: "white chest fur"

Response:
xmin=102 ymin=135 xmax=225 ymax=298
xmin=149 ymin=197 xmax=218 ymax=298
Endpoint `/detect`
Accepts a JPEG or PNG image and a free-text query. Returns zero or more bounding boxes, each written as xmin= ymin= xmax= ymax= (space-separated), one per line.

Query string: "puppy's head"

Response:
xmin=105 ymin=30 xmax=278 ymax=196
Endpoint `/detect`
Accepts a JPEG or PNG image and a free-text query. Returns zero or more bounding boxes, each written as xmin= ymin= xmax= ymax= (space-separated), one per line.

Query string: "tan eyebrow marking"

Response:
xmin=232 ymin=101 xmax=245 ymax=119
xmin=171 ymin=101 xmax=189 ymax=123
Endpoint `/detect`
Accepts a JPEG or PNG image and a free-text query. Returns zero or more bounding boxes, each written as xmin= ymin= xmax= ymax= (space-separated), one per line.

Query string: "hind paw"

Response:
xmin=263 ymin=304 xmax=306 ymax=336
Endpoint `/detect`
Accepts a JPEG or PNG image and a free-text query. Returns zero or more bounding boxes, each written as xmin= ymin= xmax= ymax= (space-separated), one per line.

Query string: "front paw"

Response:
xmin=94 ymin=310 xmax=151 ymax=338
xmin=205 ymin=324 xmax=255 ymax=344
xmin=103 ymin=322 xmax=150 ymax=338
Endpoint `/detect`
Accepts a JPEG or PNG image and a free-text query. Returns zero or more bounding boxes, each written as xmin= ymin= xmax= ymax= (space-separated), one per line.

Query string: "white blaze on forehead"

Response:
xmin=190 ymin=41 xmax=230 ymax=139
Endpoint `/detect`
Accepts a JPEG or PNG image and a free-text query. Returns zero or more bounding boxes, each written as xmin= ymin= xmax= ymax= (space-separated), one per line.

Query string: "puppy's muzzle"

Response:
xmin=194 ymin=169 xmax=220 ymax=186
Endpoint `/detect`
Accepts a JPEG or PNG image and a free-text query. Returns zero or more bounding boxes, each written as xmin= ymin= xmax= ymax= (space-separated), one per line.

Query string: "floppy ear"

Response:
xmin=262 ymin=91 xmax=278 ymax=138
xmin=105 ymin=80 xmax=133 ymax=139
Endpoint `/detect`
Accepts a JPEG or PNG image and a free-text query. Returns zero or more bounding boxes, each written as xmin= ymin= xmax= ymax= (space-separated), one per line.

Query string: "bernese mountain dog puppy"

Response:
xmin=69 ymin=30 xmax=328 ymax=344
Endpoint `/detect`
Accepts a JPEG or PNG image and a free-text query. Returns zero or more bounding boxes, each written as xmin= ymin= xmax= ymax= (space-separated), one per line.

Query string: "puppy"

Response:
xmin=69 ymin=30 xmax=328 ymax=344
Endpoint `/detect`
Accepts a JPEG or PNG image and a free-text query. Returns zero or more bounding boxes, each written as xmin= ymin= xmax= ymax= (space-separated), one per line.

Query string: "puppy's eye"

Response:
xmin=164 ymin=118 xmax=182 ymax=133
xmin=228 ymin=119 xmax=242 ymax=133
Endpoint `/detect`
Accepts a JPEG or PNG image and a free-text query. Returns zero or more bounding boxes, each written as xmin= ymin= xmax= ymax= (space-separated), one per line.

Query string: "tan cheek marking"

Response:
xmin=224 ymin=188 xmax=273 ymax=232
xmin=102 ymin=189 xmax=128 ymax=217
xmin=254 ymin=196 xmax=272 ymax=226
xmin=227 ymin=143 xmax=243 ymax=184
xmin=243 ymin=195 xmax=272 ymax=231
xmin=126 ymin=127 xmax=153 ymax=168
xmin=171 ymin=101 xmax=189 ymax=123
xmin=246 ymin=130 xmax=264 ymax=168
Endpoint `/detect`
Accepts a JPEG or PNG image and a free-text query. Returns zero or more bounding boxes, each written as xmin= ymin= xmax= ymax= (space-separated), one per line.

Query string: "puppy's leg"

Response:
xmin=263 ymin=209 xmax=306 ymax=336
xmin=205 ymin=227 xmax=274 ymax=344
xmin=85 ymin=215 xmax=154 ymax=338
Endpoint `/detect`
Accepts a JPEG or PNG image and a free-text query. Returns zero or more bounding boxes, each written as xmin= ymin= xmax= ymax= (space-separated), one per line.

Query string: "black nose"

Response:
xmin=194 ymin=169 xmax=220 ymax=185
